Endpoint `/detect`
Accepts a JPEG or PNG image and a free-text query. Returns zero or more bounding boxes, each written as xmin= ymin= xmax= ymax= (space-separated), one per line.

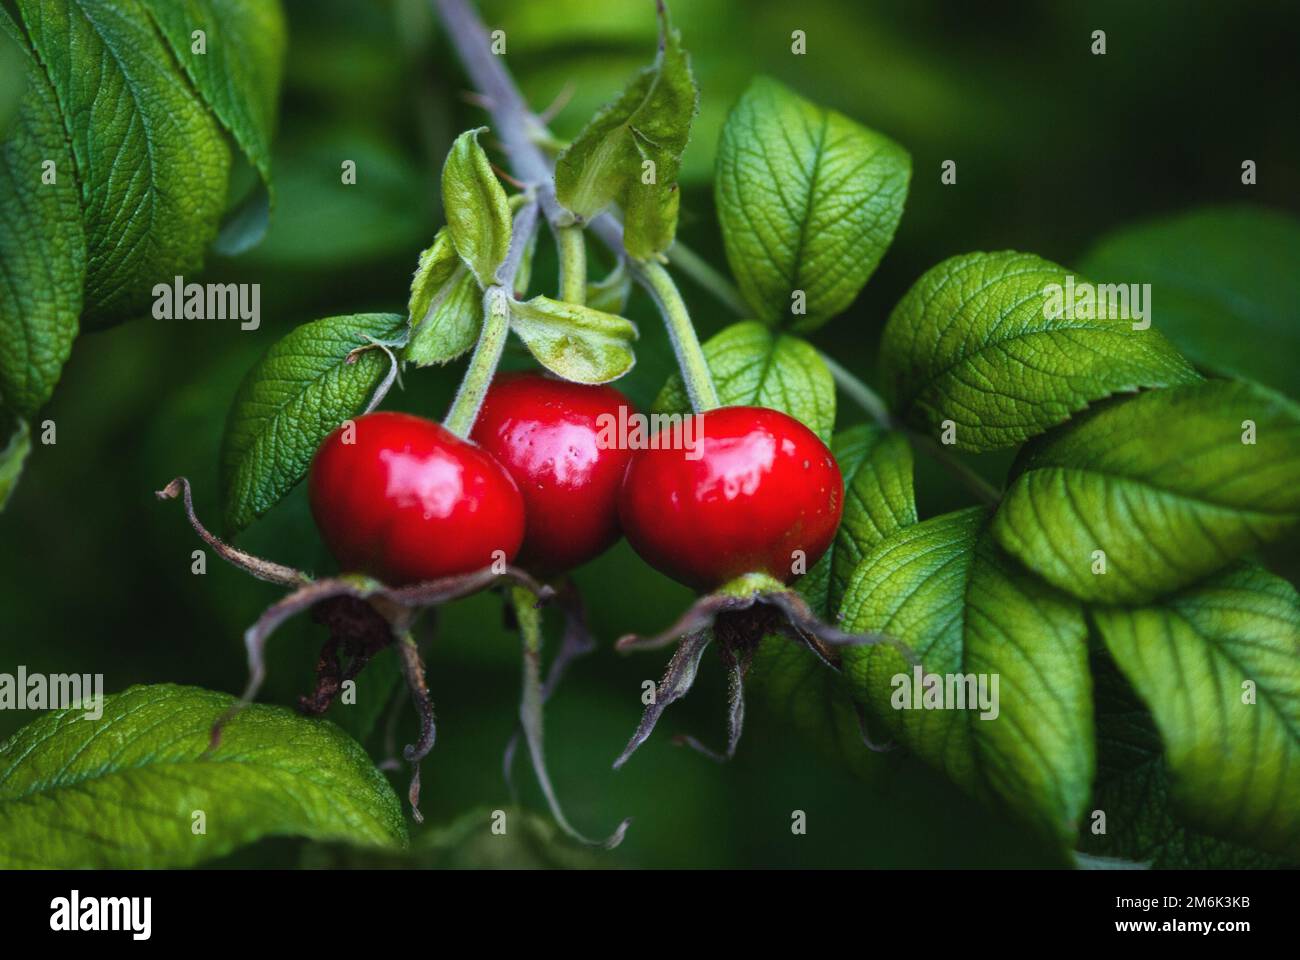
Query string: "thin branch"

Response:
xmin=667 ymin=242 xmax=749 ymax=317
xmin=819 ymin=351 xmax=892 ymax=429
xmin=821 ymin=351 xmax=1002 ymax=506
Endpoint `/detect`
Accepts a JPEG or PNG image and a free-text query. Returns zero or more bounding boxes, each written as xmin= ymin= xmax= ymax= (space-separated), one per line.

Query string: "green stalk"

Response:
xmin=442 ymin=201 xmax=540 ymax=437
xmin=443 ymin=286 xmax=511 ymax=438
xmin=821 ymin=349 xmax=1001 ymax=505
xmin=639 ymin=260 xmax=720 ymax=412
xmin=819 ymin=350 xmax=891 ymax=428
xmin=555 ymin=223 xmax=587 ymax=305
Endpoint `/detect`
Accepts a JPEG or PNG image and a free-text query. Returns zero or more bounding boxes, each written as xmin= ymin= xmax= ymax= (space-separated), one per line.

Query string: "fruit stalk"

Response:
xmin=821 ymin=352 xmax=1002 ymax=505
xmin=638 ymin=260 xmax=719 ymax=412
xmin=555 ymin=223 xmax=587 ymax=305
xmin=433 ymin=0 xmax=717 ymax=409
xmin=443 ymin=200 xmax=540 ymax=437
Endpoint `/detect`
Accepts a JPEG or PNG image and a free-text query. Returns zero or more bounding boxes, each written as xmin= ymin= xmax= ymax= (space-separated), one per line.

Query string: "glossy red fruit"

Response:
xmin=309 ymin=411 xmax=525 ymax=586
xmin=618 ymin=406 xmax=843 ymax=590
xmin=471 ymin=372 xmax=636 ymax=575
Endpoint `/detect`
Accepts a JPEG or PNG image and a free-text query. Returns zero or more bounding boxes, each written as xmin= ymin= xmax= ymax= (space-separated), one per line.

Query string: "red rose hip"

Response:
xmin=472 ymin=372 xmax=636 ymax=575
xmin=309 ymin=411 xmax=525 ymax=585
xmin=618 ymin=406 xmax=843 ymax=590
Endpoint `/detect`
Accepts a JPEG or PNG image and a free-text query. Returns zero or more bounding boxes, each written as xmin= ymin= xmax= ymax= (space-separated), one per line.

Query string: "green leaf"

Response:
xmin=554 ymin=2 xmax=697 ymax=259
xmin=508 ymin=295 xmax=637 ymax=384
xmin=1080 ymin=206 xmax=1300 ymax=399
xmin=653 ymin=320 xmax=835 ymax=442
xmin=220 ymin=312 xmax=405 ymax=535
xmin=405 ymin=227 xmax=483 ymax=366
xmin=0 ymin=8 xmax=85 ymax=418
xmin=993 ymin=379 xmax=1300 ymax=604
xmin=840 ymin=507 xmax=1093 ymax=847
xmin=880 ymin=251 xmax=1199 ymax=451
xmin=0 ymin=25 xmax=24 ymax=138
xmin=715 ymin=76 xmax=909 ymax=331
xmin=140 ymin=0 xmax=286 ymax=250
xmin=1080 ymin=640 xmax=1289 ymax=868
xmin=1091 ymin=564 xmax=1300 ymax=860
xmin=824 ymin=425 xmax=916 ymax=614
xmin=0 ymin=684 xmax=406 ymax=868
xmin=18 ymin=0 xmax=231 ymax=328
xmin=442 ymin=127 xmax=512 ymax=287
xmin=0 ymin=414 xmax=30 ymax=511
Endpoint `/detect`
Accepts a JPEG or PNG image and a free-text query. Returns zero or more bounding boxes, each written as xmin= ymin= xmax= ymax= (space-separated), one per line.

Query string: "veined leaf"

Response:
xmin=824 ymin=425 xmax=916 ymax=613
xmin=140 ymin=0 xmax=287 ymax=253
xmin=19 ymin=0 xmax=231 ymax=328
xmin=220 ymin=312 xmax=405 ymax=534
xmin=0 ymin=8 xmax=84 ymax=418
xmin=442 ymin=127 xmax=512 ymax=287
xmin=993 ymin=379 xmax=1300 ymax=604
xmin=880 ymin=251 xmax=1198 ymax=451
xmin=0 ymin=684 xmax=406 ymax=868
xmin=554 ymin=2 xmax=697 ymax=260
xmin=405 ymin=227 xmax=482 ymax=366
xmin=840 ymin=507 xmax=1094 ymax=847
xmin=1080 ymin=640 xmax=1289 ymax=868
xmin=1092 ymin=564 xmax=1300 ymax=860
xmin=653 ymin=320 xmax=835 ymax=442
xmin=0 ymin=25 xmax=24 ymax=137
xmin=715 ymin=76 xmax=909 ymax=331
xmin=1080 ymin=205 xmax=1300 ymax=399
xmin=509 ymin=295 xmax=637 ymax=384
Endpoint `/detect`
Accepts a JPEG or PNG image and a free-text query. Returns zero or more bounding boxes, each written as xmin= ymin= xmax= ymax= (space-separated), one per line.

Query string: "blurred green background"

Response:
xmin=2 ymin=0 xmax=1296 ymax=867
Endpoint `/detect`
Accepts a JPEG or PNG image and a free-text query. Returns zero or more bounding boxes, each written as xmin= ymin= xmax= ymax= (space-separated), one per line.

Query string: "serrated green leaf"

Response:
xmin=0 ymin=684 xmax=406 ymax=868
xmin=442 ymin=127 xmax=512 ymax=287
xmin=0 ymin=414 xmax=30 ymax=511
xmin=0 ymin=25 xmax=24 ymax=138
xmin=1080 ymin=206 xmax=1300 ymax=399
xmin=824 ymin=425 xmax=916 ymax=614
xmin=653 ymin=320 xmax=835 ymax=442
xmin=715 ymin=76 xmax=909 ymax=331
xmin=993 ymin=379 xmax=1300 ymax=604
xmin=881 ymin=251 xmax=1199 ymax=451
xmin=840 ymin=507 xmax=1093 ymax=847
xmin=140 ymin=0 xmax=286 ymax=254
xmin=1091 ymin=564 xmax=1300 ymax=860
xmin=1080 ymin=639 xmax=1289 ymax=868
xmin=405 ymin=227 xmax=483 ymax=366
xmin=554 ymin=2 xmax=697 ymax=259
xmin=220 ymin=312 xmax=405 ymax=534
xmin=509 ymin=295 xmax=637 ymax=384
xmin=0 ymin=8 xmax=84 ymax=418
xmin=19 ymin=0 xmax=231 ymax=328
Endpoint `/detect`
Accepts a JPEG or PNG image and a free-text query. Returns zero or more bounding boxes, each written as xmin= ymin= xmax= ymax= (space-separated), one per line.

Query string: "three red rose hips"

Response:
xmin=309 ymin=375 xmax=843 ymax=590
